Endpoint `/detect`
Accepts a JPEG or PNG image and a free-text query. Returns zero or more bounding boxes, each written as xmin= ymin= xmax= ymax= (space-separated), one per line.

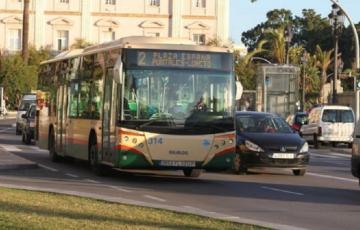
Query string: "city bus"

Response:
xmin=36 ymin=36 xmax=239 ymax=177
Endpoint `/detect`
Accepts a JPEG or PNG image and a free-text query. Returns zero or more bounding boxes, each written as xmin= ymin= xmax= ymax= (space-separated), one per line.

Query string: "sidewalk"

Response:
xmin=0 ymin=148 xmax=38 ymax=171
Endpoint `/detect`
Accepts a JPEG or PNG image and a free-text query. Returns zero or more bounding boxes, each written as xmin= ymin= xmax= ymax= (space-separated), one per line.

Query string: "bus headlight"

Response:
xmin=245 ymin=140 xmax=264 ymax=152
xmin=299 ymin=142 xmax=309 ymax=153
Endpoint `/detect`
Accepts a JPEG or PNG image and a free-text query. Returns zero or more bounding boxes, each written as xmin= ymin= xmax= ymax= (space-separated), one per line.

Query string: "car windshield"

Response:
xmin=236 ymin=114 xmax=293 ymax=134
xmin=19 ymin=100 xmax=35 ymax=111
xmin=322 ymin=109 xmax=354 ymax=123
xmin=119 ymin=68 xmax=234 ymax=134
xmin=295 ymin=114 xmax=308 ymax=124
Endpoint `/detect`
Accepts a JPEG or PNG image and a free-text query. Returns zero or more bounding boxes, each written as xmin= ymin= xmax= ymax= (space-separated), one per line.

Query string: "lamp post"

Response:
xmin=300 ymin=53 xmax=308 ymax=111
xmin=328 ymin=3 xmax=345 ymax=104
xmin=284 ymin=25 xmax=293 ymax=65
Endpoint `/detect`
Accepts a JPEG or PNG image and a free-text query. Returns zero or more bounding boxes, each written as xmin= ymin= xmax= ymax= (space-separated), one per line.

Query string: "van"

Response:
xmin=300 ymin=105 xmax=354 ymax=148
xmin=16 ymin=94 xmax=36 ymax=135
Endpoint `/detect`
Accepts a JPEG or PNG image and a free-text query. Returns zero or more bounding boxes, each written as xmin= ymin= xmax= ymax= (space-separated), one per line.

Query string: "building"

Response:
xmin=0 ymin=0 xmax=229 ymax=53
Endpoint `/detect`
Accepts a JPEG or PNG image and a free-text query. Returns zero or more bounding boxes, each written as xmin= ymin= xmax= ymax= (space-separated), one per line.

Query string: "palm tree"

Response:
xmin=315 ymin=45 xmax=334 ymax=104
xmin=264 ymin=27 xmax=286 ymax=64
xmin=22 ymin=0 xmax=30 ymax=64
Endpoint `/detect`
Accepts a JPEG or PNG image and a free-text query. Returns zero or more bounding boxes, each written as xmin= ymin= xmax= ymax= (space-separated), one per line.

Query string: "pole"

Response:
xmin=302 ymin=69 xmax=306 ymax=111
xmin=333 ymin=25 xmax=339 ymax=104
xmin=330 ymin=0 xmax=360 ymax=120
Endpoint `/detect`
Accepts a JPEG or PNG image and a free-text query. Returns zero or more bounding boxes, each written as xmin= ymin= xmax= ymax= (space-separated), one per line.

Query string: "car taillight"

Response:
xmin=318 ymin=127 xmax=322 ymax=136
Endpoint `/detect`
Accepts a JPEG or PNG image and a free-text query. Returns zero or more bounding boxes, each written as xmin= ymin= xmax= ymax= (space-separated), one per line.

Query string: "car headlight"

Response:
xmin=245 ymin=140 xmax=264 ymax=152
xmin=299 ymin=142 xmax=309 ymax=153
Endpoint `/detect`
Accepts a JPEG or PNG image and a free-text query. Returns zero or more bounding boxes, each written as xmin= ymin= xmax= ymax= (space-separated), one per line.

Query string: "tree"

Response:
xmin=71 ymin=38 xmax=92 ymax=49
xmin=22 ymin=0 xmax=30 ymax=64
xmin=315 ymin=45 xmax=334 ymax=103
xmin=263 ymin=27 xmax=286 ymax=64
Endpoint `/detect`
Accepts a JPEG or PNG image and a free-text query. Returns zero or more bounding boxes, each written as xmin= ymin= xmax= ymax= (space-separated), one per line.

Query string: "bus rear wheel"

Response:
xmin=89 ymin=143 xmax=108 ymax=176
xmin=49 ymin=131 xmax=60 ymax=162
xmin=183 ymin=169 xmax=202 ymax=178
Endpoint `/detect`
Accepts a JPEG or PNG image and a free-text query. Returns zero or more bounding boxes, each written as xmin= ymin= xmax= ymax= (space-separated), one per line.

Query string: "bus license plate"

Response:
xmin=272 ymin=153 xmax=295 ymax=159
xmin=160 ymin=161 xmax=196 ymax=167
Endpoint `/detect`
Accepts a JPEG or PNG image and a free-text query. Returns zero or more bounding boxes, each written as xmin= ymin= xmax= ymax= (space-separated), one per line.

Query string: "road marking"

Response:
xmin=65 ymin=173 xmax=79 ymax=178
xmin=307 ymin=172 xmax=358 ymax=183
xmin=1 ymin=144 xmax=22 ymax=152
xmin=84 ymin=179 xmax=100 ymax=184
xmin=261 ymin=186 xmax=304 ymax=196
xmin=222 ymin=216 xmax=240 ymax=219
xmin=38 ymin=164 xmax=58 ymax=172
xmin=143 ymin=195 xmax=166 ymax=202
xmin=0 ymin=127 xmax=12 ymax=133
xmin=310 ymin=152 xmax=351 ymax=159
xmin=107 ymin=185 xmax=131 ymax=193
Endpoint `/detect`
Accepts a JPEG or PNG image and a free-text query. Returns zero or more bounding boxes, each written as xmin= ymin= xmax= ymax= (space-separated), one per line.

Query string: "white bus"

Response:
xmin=36 ymin=36 xmax=239 ymax=177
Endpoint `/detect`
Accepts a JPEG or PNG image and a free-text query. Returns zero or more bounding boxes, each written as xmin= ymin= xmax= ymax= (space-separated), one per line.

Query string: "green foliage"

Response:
xmin=71 ymin=38 xmax=92 ymax=49
xmin=0 ymin=48 xmax=51 ymax=108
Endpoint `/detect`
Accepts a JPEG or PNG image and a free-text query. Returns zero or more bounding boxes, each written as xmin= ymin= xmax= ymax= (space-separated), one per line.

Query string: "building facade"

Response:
xmin=0 ymin=0 xmax=229 ymax=52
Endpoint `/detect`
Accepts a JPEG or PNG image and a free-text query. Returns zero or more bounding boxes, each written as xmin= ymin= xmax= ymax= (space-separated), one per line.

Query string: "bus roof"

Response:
xmin=41 ymin=36 xmax=232 ymax=65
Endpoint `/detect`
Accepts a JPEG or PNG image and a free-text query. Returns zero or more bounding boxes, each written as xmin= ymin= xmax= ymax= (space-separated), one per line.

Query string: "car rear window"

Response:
xmin=322 ymin=109 xmax=354 ymax=123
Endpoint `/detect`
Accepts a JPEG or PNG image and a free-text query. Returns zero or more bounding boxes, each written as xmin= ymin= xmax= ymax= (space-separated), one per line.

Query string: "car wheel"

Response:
xmin=21 ymin=132 xmax=26 ymax=143
xmin=25 ymin=132 xmax=31 ymax=145
xmin=293 ymin=169 xmax=306 ymax=176
xmin=49 ymin=131 xmax=61 ymax=162
xmin=313 ymin=134 xmax=319 ymax=149
xmin=183 ymin=169 xmax=202 ymax=178
xmin=332 ymin=142 xmax=337 ymax=147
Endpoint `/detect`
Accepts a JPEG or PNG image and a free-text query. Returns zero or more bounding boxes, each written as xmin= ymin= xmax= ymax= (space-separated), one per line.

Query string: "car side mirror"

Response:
xmin=21 ymin=114 xmax=27 ymax=119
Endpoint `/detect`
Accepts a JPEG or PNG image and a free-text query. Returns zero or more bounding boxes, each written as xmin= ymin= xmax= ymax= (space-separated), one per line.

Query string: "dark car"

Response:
xmin=286 ymin=112 xmax=308 ymax=133
xmin=235 ymin=111 xmax=310 ymax=176
xmin=21 ymin=104 xmax=36 ymax=145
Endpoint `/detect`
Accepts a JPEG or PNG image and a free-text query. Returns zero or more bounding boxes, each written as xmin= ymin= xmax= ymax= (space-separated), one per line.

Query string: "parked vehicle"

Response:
xmin=21 ymin=104 xmax=36 ymax=145
xmin=286 ymin=112 xmax=308 ymax=133
xmin=235 ymin=111 xmax=309 ymax=176
xmin=16 ymin=94 xmax=36 ymax=135
xmin=352 ymin=123 xmax=360 ymax=186
xmin=300 ymin=105 xmax=354 ymax=148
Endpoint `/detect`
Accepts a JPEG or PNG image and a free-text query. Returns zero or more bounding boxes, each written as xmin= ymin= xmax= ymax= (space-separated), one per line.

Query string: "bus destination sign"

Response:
xmin=125 ymin=50 xmax=231 ymax=71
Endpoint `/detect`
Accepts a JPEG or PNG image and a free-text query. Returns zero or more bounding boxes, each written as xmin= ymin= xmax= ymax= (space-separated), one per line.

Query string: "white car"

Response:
xmin=16 ymin=94 xmax=36 ymax=135
xmin=300 ymin=105 xmax=354 ymax=148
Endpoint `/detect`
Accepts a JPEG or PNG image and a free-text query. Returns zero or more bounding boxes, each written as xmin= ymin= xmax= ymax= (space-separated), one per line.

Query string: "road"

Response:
xmin=1 ymin=118 xmax=359 ymax=230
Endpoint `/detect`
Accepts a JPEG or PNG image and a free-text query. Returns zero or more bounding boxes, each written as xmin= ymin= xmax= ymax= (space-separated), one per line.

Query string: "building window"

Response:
xmin=8 ymin=29 xmax=22 ymax=51
xmin=102 ymin=31 xmax=116 ymax=43
xmin=57 ymin=30 xmax=69 ymax=50
xmin=149 ymin=0 xmax=160 ymax=6
xmin=193 ymin=0 xmax=206 ymax=8
xmin=105 ymin=0 xmax=116 ymax=5
xmin=60 ymin=0 xmax=69 ymax=3
xmin=193 ymin=34 xmax=206 ymax=45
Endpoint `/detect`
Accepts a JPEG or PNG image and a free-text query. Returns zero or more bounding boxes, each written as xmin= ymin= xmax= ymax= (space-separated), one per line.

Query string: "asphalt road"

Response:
xmin=1 ymin=118 xmax=359 ymax=230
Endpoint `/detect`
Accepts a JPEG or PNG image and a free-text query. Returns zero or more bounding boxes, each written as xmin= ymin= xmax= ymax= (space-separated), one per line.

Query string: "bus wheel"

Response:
xmin=49 ymin=131 xmax=60 ymax=162
xmin=89 ymin=143 xmax=108 ymax=176
xmin=183 ymin=169 xmax=202 ymax=178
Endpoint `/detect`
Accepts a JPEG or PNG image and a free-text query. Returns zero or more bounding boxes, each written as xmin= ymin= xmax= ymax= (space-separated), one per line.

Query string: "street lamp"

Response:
xmin=300 ymin=52 xmax=308 ymax=111
xmin=328 ymin=3 xmax=345 ymax=104
xmin=284 ymin=25 xmax=293 ymax=65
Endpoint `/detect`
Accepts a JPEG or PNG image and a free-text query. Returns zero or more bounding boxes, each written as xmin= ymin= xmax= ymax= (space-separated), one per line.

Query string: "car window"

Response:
xmin=236 ymin=114 xmax=293 ymax=133
xmin=340 ymin=110 xmax=354 ymax=123
xmin=295 ymin=114 xmax=307 ymax=124
xmin=322 ymin=109 xmax=354 ymax=123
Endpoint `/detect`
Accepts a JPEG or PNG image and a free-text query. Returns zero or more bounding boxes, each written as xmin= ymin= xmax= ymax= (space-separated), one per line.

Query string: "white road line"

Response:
xmin=1 ymin=145 xmax=22 ymax=152
xmin=65 ymin=173 xmax=79 ymax=178
xmin=107 ymin=185 xmax=131 ymax=193
xmin=261 ymin=186 xmax=304 ymax=196
xmin=307 ymin=172 xmax=358 ymax=183
xmin=143 ymin=195 xmax=166 ymax=202
xmin=84 ymin=179 xmax=100 ymax=184
xmin=310 ymin=152 xmax=351 ymax=159
xmin=38 ymin=164 xmax=58 ymax=172
xmin=0 ymin=127 xmax=12 ymax=133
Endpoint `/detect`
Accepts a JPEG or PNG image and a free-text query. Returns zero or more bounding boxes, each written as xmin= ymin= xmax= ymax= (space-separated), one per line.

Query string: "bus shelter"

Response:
xmin=256 ymin=64 xmax=300 ymax=118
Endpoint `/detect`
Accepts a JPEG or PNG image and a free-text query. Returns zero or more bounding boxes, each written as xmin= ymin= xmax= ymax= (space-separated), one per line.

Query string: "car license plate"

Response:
xmin=272 ymin=153 xmax=295 ymax=159
xmin=159 ymin=160 xmax=196 ymax=167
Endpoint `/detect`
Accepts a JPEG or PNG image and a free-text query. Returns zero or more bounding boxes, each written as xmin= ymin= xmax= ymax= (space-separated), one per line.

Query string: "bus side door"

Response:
xmin=55 ymin=85 xmax=67 ymax=156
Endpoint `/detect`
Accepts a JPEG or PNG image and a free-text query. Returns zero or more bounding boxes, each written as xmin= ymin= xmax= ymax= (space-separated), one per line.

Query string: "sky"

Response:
xmin=230 ymin=0 xmax=360 ymax=45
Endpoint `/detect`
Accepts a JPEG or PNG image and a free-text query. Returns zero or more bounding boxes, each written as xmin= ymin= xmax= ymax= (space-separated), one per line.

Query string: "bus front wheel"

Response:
xmin=89 ymin=142 xmax=108 ymax=176
xmin=183 ymin=169 xmax=202 ymax=178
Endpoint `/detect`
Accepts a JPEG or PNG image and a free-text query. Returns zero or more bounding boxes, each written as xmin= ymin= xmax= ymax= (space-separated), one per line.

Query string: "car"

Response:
xmin=235 ymin=111 xmax=310 ymax=176
xmin=21 ymin=104 xmax=36 ymax=145
xmin=16 ymin=93 xmax=36 ymax=135
xmin=300 ymin=105 xmax=354 ymax=148
xmin=286 ymin=112 xmax=308 ymax=134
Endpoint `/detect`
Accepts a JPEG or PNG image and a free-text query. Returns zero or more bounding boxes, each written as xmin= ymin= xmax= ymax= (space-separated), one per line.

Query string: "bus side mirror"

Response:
xmin=236 ymin=81 xmax=243 ymax=100
xmin=113 ymin=58 xmax=123 ymax=84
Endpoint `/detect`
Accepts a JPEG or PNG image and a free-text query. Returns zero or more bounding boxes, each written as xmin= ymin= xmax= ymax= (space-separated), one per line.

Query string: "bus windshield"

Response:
xmin=119 ymin=68 xmax=234 ymax=134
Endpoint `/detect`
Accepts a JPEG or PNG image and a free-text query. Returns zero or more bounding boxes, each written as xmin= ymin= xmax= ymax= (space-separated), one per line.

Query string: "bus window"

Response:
xmin=69 ymin=82 xmax=79 ymax=118
xmin=78 ymin=82 xmax=91 ymax=119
